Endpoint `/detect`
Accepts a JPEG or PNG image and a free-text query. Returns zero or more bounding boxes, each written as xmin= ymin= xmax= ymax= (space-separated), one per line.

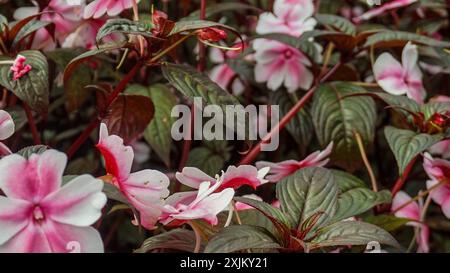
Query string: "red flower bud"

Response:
xmin=197 ymin=27 xmax=227 ymax=42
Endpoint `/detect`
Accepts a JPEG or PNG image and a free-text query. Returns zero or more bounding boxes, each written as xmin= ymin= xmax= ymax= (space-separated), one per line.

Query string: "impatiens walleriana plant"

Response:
xmin=0 ymin=0 xmax=449 ymax=254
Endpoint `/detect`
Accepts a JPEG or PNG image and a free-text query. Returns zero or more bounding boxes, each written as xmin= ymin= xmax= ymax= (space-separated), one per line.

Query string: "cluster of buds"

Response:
xmin=412 ymin=112 xmax=449 ymax=134
xmin=10 ymin=55 xmax=32 ymax=80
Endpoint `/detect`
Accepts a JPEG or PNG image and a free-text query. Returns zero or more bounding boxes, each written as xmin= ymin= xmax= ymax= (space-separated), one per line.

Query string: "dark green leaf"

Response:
xmin=205 ymin=225 xmax=280 ymax=253
xmin=315 ymin=14 xmax=356 ymax=36
xmin=384 ymin=126 xmax=442 ymax=174
xmin=310 ymin=221 xmax=400 ymax=249
xmin=364 ymin=214 xmax=411 ymax=232
xmin=96 ymin=18 xmax=155 ymax=43
xmin=364 ymin=30 xmax=450 ymax=48
xmin=311 ymin=82 xmax=377 ymax=171
xmin=17 ymin=145 xmax=48 ymax=158
xmin=135 ymin=229 xmax=202 ymax=253
xmin=276 ymin=167 xmax=338 ymax=233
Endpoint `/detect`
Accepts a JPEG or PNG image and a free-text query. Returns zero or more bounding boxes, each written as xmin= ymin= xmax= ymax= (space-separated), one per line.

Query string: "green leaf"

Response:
xmin=102 ymin=182 xmax=129 ymax=204
xmin=370 ymin=92 xmax=420 ymax=117
xmin=63 ymin=41 xmax=129 ymax=89
xmin=17 ymin=145 xmax=48 ymax=158
xmin=161 ymin=63 xmax=246 ymax=138
xmin=315 ymin=14 xmax=356 ymax=36
xmin=169 ymin=20 xmax=238 ymax=36
xmin=421 ymin=101 xmax=450 ymax=121
xmin=162 ymin=63 xmax=239 ymax=106
xmin=310 ymin=221 xmax=400 ymax=249
xmin=204 ymin=225 xmax=280 ymax=253
xmin=384 ymin=126 xmax=442 ymax=174
xmin=12 ymin=20 xmax=52 ymax=49
xmin=276 ymin=167 xmax=338 ymax=233
xmin=331 ymin=169 xmax=366 ymax=192
xmin=135 ymin=229 xmax=202 ymax=253
xmin=364 ymin=30 xmax=450 ymax=48
xmin=364 ymin=214 xmax=411 ymax=232
xmin=269 ymin=90 xmax=313 ymax=154
xmin=184 ymin=2 xmax=261 ymax=20
xmin=311 ymin=82 xmax=377 ymax=171
xmin=333 ymin=189 xmax=392 ymax=222
xmin=0 ymin=50 xmax=49 ymax=113
xmin=126 ymin=84 xmax=177 ymax=166
xmin=96 ymin=18 xmax=155 ymax=43
xmin=102 ymin=94 xmax=154 ymax=143
xmin=234 ymin=197 xmax=289 ymax=227
xmin=186 ymin=145 xmax=227 ymax=177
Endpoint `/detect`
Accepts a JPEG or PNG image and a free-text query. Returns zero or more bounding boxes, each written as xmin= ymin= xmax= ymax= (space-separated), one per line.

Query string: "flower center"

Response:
xmin=33 ymin=206 xmax=45 ymax=222
xmin=284 ymin=49 xmax=293 ymax=59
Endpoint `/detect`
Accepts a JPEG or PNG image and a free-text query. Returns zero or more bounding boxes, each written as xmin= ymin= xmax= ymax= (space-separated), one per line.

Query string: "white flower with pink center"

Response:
xmin=391 ymin=191 xmax=429 ymax=253
xmin=373 ymin=42 xmax=426 ymax=104
xmin=253 ymin=39 xmax=313 ymax=92
xmin=0 ymin=149 xmax=106 ymax=253
xmin=84 ymin=0 xmax=138 ymax=19
xmin=256 ymin=0 xmax=316 ymax=37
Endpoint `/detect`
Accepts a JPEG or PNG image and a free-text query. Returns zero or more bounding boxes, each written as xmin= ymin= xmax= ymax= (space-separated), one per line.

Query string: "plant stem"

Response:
xmin=67 ymin=61 xmax=142 ymax=158
xmin=238 ymin=61 xmax=342 ymax=165
xmin=177 ymin=0 xmax=206 ymax=174
xmin=391 ymin=156 xmax=418 ymax=196
xmin=392 ymin=179 xmax=446 ymax=214
xmin=354 ymin=131 xmax=378 ymax=192
xmin=189 ymin=221 xmax=202 ymax=253
xmin=23 ymin=103 xmax=41 ymax=145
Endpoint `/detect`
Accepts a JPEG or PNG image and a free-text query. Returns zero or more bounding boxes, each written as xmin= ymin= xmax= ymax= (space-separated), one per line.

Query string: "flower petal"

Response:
xmin=42 ymin=175 xmax=106 ymax=227
xmin=175 ymin=167 xmax=215 ymax=189
xmin=373 ymin=53 xmax=408 ymax=95
xmin=0 ymin=110 xmax=15 ymax=140
xmin=0 ymin=222 xmax=51 ymax=253
xmin=0 ymin=150 xmax=66 ymax=202
xmin=0 ymin=196 xmax=32 ymax=245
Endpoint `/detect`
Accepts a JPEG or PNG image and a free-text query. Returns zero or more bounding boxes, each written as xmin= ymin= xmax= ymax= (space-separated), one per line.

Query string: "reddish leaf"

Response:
xmin=102 ymin=94 xmax=155 ymax=143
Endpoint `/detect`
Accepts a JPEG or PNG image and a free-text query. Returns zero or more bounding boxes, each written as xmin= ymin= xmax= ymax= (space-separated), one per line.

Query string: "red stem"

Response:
xmin=66 ymin=62 xmax=142 ymax=158
xmin=391 ymin=156 xmax=418 ymax=196
xmin=238 ymin=61 xmax=342 ymax=165
xmin=23 ymin=103 xmax=41 ymax=145
xmin=177 ymin=0 xmax=207 ymax=175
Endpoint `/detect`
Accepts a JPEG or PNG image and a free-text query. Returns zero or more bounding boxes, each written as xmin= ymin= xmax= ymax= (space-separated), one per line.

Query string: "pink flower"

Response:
xmin=208 ymin=41 xmax=246 ymax=95
xmin=160 ymin=181 xmax=234 ymax=226
xmin=256 ymin=142 xmax=333 ymax=182
xmin=392 ymin=191 xmax=429 ymax=253
xmin=429 ymin=140 xmax=450 ymax=159
xmin=13 ymin=0 xmax=84 ymax=50
xmin=62 ymin=18 xmax=115 ymax=49
xmin=423 ymin=153 xmax=450 ymax=182
xmin=373 ymin=42 xmax=426 ymax=104
xmin=10 ymin=55 xmax=32 ymax=80
xmin=0 ymin=110 xmax=14 ymax=156
xmin=96 ymin=123 xmax=170 ymax=229
xmin=234 ymin=194 xmax=263 ymax=211
xmin=256 ymin=0 xmax=316 ymax=37
xmin=84 ymin=0 xmax=137 ymax=19
xmin=353 ymin=0 xmax=418 ymax=23
xmin=176 ymin=165 xmax=270 ymax=192
xmin=0 ymin=149 xmax=106 ymax=253
xmin=253 ymin=39 xmax=313 ymax=92
xmin=423 ymin=153 xmax=450 ymax=218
